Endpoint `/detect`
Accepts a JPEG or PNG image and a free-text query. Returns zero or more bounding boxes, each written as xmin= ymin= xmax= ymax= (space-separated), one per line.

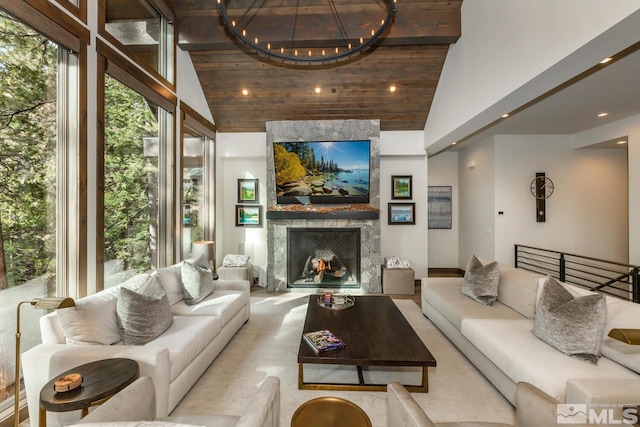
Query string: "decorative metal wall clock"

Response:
xmin=530 ymin=172 xmax=554 ymax=222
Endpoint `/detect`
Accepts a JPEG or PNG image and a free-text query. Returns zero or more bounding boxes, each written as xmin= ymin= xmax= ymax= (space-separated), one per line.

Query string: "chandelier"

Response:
xmin=217 ymin=0 xmax=398 ymax=65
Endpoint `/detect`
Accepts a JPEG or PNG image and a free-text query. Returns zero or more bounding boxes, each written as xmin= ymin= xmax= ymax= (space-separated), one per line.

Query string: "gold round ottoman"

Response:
xmin=291 ymin=396 xmax=372 ymax=427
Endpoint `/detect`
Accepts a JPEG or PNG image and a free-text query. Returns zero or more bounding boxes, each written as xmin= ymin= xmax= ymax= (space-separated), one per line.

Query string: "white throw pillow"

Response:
xmin=156 ymin=262 xmax=185 ymax=306
xmin=384 ymin=257 xmax=411 ymax=269
xmin=57 ymin=294 xmax=121 ymax=345
xmin=222 ymin=254 xmax=250 ymax=267
xmin=117 ymin=273 xmax=173 ymax=345
xmin=181 ymin=256 xmax=215 ymax=305
xmin=533 ymin=275 xmax=607 ymax=364
xmin=461 ymin=255 xmax=499 ymax=306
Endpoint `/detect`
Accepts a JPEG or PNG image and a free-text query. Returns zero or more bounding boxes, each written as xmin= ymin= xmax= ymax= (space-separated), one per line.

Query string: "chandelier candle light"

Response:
xmin=217 ymin=0 xmax=398 ymax=65
xmin=14 ymin=297 xmax=75 ymax=427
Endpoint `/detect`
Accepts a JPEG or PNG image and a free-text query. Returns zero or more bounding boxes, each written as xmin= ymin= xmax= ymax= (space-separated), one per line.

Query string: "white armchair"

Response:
xmin=76 ymin=376 xmax=280 ymax=427
xmin=387 ymin=381 xmax=589 ymax=427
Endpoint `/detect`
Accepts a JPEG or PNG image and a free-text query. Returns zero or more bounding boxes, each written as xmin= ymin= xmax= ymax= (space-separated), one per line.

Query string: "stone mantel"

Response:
xmin=266 ymin=120 xmax=382 ymax=293
xmin=266 ymin=206 xmax=380 ymax=220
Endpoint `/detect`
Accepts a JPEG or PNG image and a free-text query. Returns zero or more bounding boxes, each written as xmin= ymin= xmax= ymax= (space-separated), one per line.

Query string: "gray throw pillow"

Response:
xmin=461 ymin=255 xmax=499 ymax=305
xmin=181 ymin=255 xmax=215 ymax=305
xmin=117 ymin=272 xmax=173 ymax=345
xmin=532 ymin=275 xmax=607 ymax=364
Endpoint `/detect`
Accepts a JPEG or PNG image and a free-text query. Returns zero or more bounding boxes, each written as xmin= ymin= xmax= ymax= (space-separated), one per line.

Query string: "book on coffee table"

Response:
xmin=303 ymin=329 xmax=346 ymax=353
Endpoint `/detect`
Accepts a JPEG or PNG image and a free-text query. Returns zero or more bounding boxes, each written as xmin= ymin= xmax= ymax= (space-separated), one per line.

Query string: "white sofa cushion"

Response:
xmin=493 ymin=262 xmax=543 ymax=319
xmin=461 ymin=318 xmax=638 ymax=402
xmin=170 ymin=290 xmax=249 ymax=327
xmin=156 ymin=262 xmax=185 ymax=306
xmin=600 ymin=337 xmax=640 ymax=375
xmin=423 ymin=278 xmax=523 ymax=329
xmin=145 ymin=316 xmax=221 ymax=382
xmin=57 ymin=292 xmax=121 ymax=345
xmin=533 ymin=276 xmax=607 ymax=364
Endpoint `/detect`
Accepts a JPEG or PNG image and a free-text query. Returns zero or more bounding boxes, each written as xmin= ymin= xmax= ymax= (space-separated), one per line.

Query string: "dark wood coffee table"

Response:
xmin=39 ymin=358 xmax=139 ymax=427
xmin=297 ymin=295 xmax=436 ymax=392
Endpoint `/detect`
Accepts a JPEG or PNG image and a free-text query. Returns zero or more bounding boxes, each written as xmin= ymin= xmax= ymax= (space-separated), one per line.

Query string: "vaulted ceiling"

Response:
xmin=170 ymin=0 xmax=462 ymax=132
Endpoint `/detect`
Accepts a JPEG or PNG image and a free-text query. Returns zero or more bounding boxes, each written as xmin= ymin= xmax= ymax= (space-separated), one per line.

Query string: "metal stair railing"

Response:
xmin=515 ymin=244 xmax=639 ymax=303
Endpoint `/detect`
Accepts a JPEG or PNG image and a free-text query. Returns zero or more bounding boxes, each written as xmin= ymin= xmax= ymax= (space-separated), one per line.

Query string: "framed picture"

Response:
xmin=388 ymin=203 xmax=415 ymax=225
xmin=238 ymin=178 xmax=259 ymax=203
xmin=391 ymin=175 xmax=412 ymax=199
xmin=236 ymin=205 xmax=262 ymax=227
xmin=428 ymin=186 xmax=452 ymax=229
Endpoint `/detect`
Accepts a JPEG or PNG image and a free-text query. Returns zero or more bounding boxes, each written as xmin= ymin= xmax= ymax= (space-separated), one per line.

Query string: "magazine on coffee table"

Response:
xmin=303 ymin=329 xmax=346 ymax=353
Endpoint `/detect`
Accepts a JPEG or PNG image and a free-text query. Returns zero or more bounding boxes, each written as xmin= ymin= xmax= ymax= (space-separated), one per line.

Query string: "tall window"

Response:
xmin=0 ymin=10 xmax=79 ymax=417
xmin=103 ymin=75 xmax=160 ymax=285
xmin=182 ymin=131 xmax=205 ymax=256
xmin=103 ymin=0 xmax=175 ymax=85
xmin=180 ymin=105 xmax=216 ymax=263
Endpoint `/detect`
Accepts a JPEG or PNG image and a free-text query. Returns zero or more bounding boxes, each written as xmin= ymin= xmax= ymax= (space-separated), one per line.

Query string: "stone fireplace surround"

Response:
xmin=266 ymin=120 xmax=382 ymax=293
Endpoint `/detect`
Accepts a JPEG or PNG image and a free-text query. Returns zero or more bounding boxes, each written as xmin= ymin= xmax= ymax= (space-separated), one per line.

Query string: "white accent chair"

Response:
xmin=76 ymin=376 xmax=280 ymax=427
xmin=387 ymin=381 xmax=590 ymax=427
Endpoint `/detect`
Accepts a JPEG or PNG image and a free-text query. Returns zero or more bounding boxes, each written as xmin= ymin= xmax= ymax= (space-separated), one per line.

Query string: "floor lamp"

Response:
xmin=14 ymin=297 xmax=75 ymax=427
xmin=192 ymin=240 xmax=215 ymax=270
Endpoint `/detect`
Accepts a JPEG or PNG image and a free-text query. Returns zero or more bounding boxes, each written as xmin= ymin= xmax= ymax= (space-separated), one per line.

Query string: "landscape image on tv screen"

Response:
xmin=273 ymin=140 xmax=371 ymax=204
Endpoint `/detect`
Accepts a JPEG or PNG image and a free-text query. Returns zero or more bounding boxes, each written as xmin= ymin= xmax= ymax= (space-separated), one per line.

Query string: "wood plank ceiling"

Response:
xmin=170 ymin=0 xmax=462 ymax=132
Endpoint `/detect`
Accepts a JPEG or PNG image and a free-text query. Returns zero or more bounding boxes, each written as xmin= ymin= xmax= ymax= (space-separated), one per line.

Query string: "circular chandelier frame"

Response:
xmin=217 ymin=0 xmax=398 ymax=65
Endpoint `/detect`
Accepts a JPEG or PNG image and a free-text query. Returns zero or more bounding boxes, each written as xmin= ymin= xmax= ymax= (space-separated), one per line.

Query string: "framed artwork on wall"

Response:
xmin=388 ymin=203 xmax=415 ymax=225
xmin=428 ymin=186 xmax=452 ymax=229
xmin=236 ymin=205 xmax=262 ymax=227
xmin=391 ymin=175 xmax=412 ymax=199
xmin=238 ymin=178 xmax=259 ymax=203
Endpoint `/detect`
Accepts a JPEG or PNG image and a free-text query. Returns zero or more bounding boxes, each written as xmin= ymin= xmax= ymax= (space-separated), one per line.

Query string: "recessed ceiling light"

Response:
xmin=501 ymin=113 xmax=510 ymax=118
xmin=597 ymin=112 xmax=608 ymax=117
xmin=617 ymin=140 xmax=627 ymax=145
xmin=389 ymin=85 xmax=396 ymax=93
xmin=451 ymin=142 xmax=457 ymax=146
xmin=600 ymin=57 xmax=613 ymax=64
xmin=241 ymin=89 xmax=249 ymax=96
xmin=314 ymin=87 xmax=322 ymax=94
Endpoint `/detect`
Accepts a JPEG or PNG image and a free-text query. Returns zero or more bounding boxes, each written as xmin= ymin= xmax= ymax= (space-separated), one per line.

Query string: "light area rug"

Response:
xmin=170 ymin=293 xmax=515 ymax=426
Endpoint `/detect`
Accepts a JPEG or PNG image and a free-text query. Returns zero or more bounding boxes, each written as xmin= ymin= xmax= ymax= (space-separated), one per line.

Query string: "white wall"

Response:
xmin=427 ymin=152 xmax=459 ymax=268
xmin=176 ymin=48 xmax=213 ymax=122
xmin=493 ymin=135 xmax=628 ymax=265
xmin=572 ymin=113 xmax=640 ymax=264
xmin=217 ymin=130 xmax=430 ymax=281
xmin=457 ymin=138 xmax=496 ymax=268
xmin=424 ymin=2 xmax=640 ymax=153
xmin=215 ymin=133 xmax=267 ymax=277
xmin=444 ymin=132 xmax=629 ymax=269
xmin=380 ymin=131 xmax=428 ymax=278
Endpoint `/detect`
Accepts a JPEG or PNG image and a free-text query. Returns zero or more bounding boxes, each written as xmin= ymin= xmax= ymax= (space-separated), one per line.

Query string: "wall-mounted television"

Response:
xmin=273 ymin=140 xmax=371 ymax=204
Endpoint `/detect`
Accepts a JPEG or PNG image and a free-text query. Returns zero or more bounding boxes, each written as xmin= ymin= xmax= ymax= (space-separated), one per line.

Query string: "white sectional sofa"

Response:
xmin=421 ymin=260 xmax=640 ymax=409
xmin=22 ymin=260 xmax=251 ymax=427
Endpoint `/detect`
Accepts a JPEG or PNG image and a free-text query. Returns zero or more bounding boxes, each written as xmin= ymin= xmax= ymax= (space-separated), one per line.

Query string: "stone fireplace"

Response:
xmin=266 ymin=119 xmax=382 ymax=293
xmin=287 ymin=227 xmax=360 ymax=288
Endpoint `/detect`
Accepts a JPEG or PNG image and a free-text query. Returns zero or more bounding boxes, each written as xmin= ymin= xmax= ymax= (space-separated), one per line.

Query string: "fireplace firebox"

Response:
xmin=287 ymin=228 xmax=361 ymax=288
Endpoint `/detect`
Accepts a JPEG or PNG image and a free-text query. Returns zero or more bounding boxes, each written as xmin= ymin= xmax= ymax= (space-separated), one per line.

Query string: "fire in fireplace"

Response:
xmin=287 ymin=227 xmax=360 ymax=288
